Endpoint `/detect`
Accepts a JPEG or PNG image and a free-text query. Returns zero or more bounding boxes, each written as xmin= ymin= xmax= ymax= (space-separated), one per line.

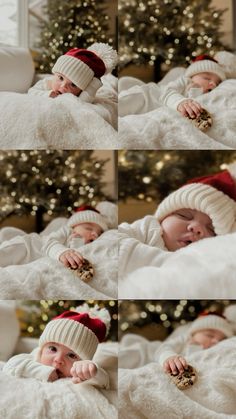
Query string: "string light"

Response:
xmin=37 ymin=0 xmax=113 ymax=73
xmin=119 ymin=0 xmax=228 ymax=75
xmin=0 ymin=151 xmax=111 ymax=228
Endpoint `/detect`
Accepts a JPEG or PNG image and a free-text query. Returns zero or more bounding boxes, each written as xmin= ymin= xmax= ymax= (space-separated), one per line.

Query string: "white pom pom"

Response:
xmin=96 ymin=201 xmax=118 ymax=229
xmin=214 ymin=51 xmax=236 ymax=79
xmin=225 ymin=162 xmax=236 ymax=180
xmin=75 ymin=303 xmax=111 ymax=335
xmin=88 ymin=42 xmax=118 ymax=73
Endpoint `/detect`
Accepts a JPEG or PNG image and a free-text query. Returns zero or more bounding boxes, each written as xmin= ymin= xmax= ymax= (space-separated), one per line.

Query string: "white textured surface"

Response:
xmin=0 ymin=229 xmax=118 ymax=299
xmin=119 ymin=232 xmax=236 ymax=299
xmin=119 ymin=336 xmax=236 ymax=418
xmin=0 ymin=364 xmax=117 ymax=419
xmin=0 ymin=77 xmax=118 ymax=149
xmin=119 ymin=79 xmax=236 ymax=149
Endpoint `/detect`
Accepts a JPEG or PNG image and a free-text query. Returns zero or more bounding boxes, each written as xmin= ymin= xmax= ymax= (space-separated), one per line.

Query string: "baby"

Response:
xmin=29 ymin=43 xmax=117 ymax=100
xmin=28 ymin=43 xmax=118 ymax=126
xmin=3 ymin=306 xmax=110 ymax=388
xmin=119 ymin=170 xmax=236 ymax=276
xmin=119 ymin=54 xmax=225 ymax=118
xmin=155 ymin=313 xmax=233 ymax=375
xmin=42 ymin=205 xmax=108 ymax=268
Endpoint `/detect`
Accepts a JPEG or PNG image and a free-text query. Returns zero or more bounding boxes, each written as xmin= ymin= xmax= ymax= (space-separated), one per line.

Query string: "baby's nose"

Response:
xmin=208 ymin=80 xmax=216 ymax=89
xmin=90 ymin=231 xmax=98 ymax=240
xmin=61 ymin=81 xmax=70 ymax=89
xmin=54 ymin=354 xmax=64 ymax=364
xmin=188 ymin=222 xmax=205 ymax=238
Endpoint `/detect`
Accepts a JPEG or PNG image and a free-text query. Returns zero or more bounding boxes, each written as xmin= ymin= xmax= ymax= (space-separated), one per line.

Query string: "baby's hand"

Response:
xmin=48 ymin=369 xmax=59 ymax=382
xmin=59 ymin=249 xmax=84 ymax=268
xmin=49 ymin=90 xmax=61 ymax=98
xmin=177 ymin=99 xmax=202 ymax=118
xmin=163 ymin=355 xmax=188 ymax=375
xmin=70 ymin=360 xmax=97 ymax=384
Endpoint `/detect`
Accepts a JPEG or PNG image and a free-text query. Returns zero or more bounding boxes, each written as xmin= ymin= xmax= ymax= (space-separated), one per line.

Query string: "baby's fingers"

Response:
xmin=185 ymin=103 xmax=198 ymax=118
xmin=72 ymin=376 xmax=83 ymax=384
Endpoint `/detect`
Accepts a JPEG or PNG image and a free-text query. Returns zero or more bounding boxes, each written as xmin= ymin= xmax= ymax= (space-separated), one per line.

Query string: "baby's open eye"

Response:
xmin=58 ymin=75 xmax=64 ymax=81
xmin=71 ymin=82 xmax=76 ymax=88
xmin=68 ymin=352 xmax=78 ymax=360
xmin=48 ymin=345 xmax=57 ymax=352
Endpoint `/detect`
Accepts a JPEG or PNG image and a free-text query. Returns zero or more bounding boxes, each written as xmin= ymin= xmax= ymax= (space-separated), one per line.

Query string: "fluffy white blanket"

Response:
xmin=0 ymin=81 xmax=118 ymax=149
xmin=119 ymin=232 xmax=236 ymax=299
xmin=0 ymin=229 xmax=118 ymax=299
xmin=0 ymin=369 xmax=117 ymax=419
xmin=119 ymin=79 xmax=236 ymax=149
xmin=119 ymin=337 xmax=236 ymax=418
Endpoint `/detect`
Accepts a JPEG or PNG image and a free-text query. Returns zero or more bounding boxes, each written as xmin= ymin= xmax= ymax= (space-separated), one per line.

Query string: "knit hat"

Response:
xmin=52 ymin=43 xmax=118 ymax=94
xmin=155 ymin=170 xmax=236 ymax=235
xmin=39 ymin=305 xmax=111 ymax=360
xmin=188 ymin=313 xmax=233 ymax=338
xmin=185 ymin=54 xmax=226 ymax=81
xmin=67 ymin=205 xmax=108 ymax=232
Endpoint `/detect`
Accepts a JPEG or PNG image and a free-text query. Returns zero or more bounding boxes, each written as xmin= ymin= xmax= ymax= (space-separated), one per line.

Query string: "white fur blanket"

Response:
xmin=119 ymin=337 xmax=236 ymax=418
xmin=119 ymin=79 xmax=236 ymax=149
xmin=0 ymin=81 xmax=118 ymax=149
xmin=0 ymin=229 xmax=118 ymax=299
xmin=119 ymin=232 xmax=236 ymax=299
xmin=0 ymin=370 xmax=117 ymax=419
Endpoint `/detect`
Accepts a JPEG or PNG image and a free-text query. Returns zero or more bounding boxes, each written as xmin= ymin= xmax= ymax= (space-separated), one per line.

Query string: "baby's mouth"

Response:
xmin=178 ymin=239 xmax=192 ymax=247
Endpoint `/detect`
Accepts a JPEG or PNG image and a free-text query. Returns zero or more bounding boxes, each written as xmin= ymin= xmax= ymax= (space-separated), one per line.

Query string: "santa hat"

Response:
xmin=155 ymin=170 xmax=236 ymax=235
xmin=188 ymin=313 xmax=233 ymax=338
xmin=67 ymin=205 xmax=108 ymax=232
xmin=39 ymin=305 xmax=111 ymax=360
xmin=52 ymin=43 xmax=118 ymax=98
xmin=185 ymin=54 xmax=226 ymax=81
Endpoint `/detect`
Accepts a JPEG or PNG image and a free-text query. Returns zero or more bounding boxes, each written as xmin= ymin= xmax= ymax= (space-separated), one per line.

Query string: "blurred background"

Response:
xmin=0 ymin=150 xmax=117 ymax=232
xmin=0 ymin=0 xmax=117 ymax=72
xmin=119 ymin=300 xmax=236 ymax=341
xmin=119 ymin=0 xmax=235 ymax=82
xmin=118 ymin=150 xmax=236 ymax=223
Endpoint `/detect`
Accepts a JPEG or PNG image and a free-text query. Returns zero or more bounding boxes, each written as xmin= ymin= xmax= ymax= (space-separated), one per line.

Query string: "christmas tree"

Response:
xmin=119 ymin=300 xmax=234 ymax=340
xmin=119 ymin=0 xmax=228 ymax=80
xmin=16 ymin=300 xmax=118 ymax=341
xmin=118 ymin=151 xmax=236 ymax=205
xmin=37 ymin=0 xmax=113 ymax=73
xmin=0 ymin=150 xmax=111 ymax=232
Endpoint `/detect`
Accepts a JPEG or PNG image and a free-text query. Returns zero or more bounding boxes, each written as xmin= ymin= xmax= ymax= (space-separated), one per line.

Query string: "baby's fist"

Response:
xmin=49 ymin=90 xmax=61 ymax=98
xmin=70 ymin=360 xmax=97 ymax=384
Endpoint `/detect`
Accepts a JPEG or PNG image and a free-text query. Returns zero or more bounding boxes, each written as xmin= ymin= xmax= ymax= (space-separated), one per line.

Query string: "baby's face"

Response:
xmin=72 ymin=222 xmax=103 ymax=243
xmin=40 ymin=342 xmax=80 ymax=378
xmin=161 ymin=208 xmax=215 ymax=251
xmin=191 ymin=328 xmax=226 ymax=349
xmin=51 ymin=73 xmax=82 ymax=96
xmin=191 ymin=72 xmax=221 ymax=93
